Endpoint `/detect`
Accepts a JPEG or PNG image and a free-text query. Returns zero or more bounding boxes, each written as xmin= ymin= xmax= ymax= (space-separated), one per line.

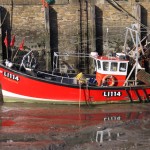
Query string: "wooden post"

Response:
xmin=0 ymin=12 xmax=2 ymax=61
xmin=44 ymin=7 xmax=51 ymax=71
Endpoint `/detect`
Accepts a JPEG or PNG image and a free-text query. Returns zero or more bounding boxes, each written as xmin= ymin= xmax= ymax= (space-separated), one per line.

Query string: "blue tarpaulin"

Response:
xmin=45 ymin=0 xmax=55 ymax=4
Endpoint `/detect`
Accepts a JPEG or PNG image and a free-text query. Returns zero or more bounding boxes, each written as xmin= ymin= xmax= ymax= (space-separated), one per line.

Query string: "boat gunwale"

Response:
xmin=0 ymin=64 xmax=150 ymax=90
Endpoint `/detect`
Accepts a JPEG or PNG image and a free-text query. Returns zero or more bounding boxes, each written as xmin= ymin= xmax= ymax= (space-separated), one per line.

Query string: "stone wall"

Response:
xmin=0 ymin=0 xmax=150 ymax=72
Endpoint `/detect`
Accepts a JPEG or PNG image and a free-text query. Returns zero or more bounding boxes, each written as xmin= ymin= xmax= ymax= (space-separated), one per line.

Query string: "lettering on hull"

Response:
xmin=3 ymin=72 xmax=20 ymax=81
xmin=103 ymin=91 xmax=122 ymax=97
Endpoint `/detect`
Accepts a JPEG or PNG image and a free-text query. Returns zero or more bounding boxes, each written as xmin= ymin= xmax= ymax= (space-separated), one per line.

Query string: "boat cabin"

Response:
xmin=92 ymin=53 xmax=129 ymax=86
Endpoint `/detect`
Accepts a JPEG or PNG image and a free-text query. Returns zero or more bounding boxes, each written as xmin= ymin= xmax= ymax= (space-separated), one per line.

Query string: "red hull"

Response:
xmin=0 ymin=65 xmax=150 ymax=104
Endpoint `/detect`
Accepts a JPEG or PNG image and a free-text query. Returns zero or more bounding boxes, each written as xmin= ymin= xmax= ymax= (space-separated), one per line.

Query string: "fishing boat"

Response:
xmin=0 ymin=27 xmax=150 ymax=105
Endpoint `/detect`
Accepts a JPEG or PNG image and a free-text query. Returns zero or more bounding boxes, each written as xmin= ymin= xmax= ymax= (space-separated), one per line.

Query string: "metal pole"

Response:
xmin=135 ymin=31 xmax=139 ymax=85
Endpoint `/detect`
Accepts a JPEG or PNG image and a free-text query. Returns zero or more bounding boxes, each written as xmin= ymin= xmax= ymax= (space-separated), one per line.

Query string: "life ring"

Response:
xmin=102 ymin=75 xmax=115 ymax=86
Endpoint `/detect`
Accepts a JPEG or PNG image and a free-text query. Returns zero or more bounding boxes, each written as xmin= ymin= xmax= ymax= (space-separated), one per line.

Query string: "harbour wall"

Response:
xmin=0 ymin=0 xmax=150 ymax=72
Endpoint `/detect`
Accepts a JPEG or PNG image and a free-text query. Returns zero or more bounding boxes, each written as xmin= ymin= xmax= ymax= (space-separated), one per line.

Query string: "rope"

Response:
xmin=85 ymin=83 xmax=91 ymax=106
xmin=108 ymin=0 xmax=150 ymax=31
xmin=79 ymin=83 xmax=82 ymax=108
xmin=0 ymin=11 xmax=8 ymax=28
xmin=0 ymin=0 xmax=14 ymax=28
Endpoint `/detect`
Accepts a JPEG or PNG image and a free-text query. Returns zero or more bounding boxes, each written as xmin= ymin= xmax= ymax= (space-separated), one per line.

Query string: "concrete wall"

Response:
xmin=0 ymin=0 xmax=150 ymax=71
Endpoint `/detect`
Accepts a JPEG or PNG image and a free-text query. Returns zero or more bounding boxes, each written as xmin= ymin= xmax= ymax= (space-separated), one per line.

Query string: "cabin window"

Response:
xmin=111 ymin=62 xmax=118 ymax=71
xmin=94 ymin=60 xmax=96 ymax=71
xmin=119 ymin=63 xmax=126 ymax=72
xmin=103 ymin=62 xmax=109 ymax=71
xmin=97 ymin=60 xmax=101 ymax=70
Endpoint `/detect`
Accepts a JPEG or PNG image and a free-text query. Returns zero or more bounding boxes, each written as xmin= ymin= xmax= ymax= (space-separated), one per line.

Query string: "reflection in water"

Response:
xmin=1 ymin=104 xmax=150 ymax=126
xmin=0 ymin=103 xmax=150 ymax=149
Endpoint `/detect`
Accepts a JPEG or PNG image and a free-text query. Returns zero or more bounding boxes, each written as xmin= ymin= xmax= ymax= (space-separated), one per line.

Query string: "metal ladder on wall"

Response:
xmin=77 ymin=0 xmax=90 ymax=74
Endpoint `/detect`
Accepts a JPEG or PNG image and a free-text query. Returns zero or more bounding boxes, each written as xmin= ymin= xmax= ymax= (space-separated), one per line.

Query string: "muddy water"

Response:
xmin=0 ymin=102 xmax=150 ymax=150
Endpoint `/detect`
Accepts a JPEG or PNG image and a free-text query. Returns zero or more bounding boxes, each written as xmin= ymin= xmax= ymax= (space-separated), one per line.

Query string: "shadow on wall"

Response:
xmin=0 ymin=7 xmax=12 ymax=60
xmin=95 ymin=6 xmax=103 ymax=55
xmin=49 ymin=7 xmax=58 ymax=69
xmin=140 ymin=5 xmax=148 ymax=45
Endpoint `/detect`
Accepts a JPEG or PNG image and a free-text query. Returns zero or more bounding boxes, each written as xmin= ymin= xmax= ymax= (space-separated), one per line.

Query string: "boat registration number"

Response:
xmin=3 ymin=72 xmax=20 ymax=81
xmin=103 ymin=91 xmax=122 ymax=97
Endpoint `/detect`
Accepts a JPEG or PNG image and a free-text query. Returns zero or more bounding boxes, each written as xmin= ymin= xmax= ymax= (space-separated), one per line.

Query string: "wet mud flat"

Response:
xmin=0 ymin=103 xmax=150 ymax=150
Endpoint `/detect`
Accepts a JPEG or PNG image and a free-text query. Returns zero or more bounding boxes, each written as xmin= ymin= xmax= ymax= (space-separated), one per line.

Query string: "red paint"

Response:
xmin=1 ymin=120 xmax=15 ymax=126
xmin=0 ymin=66 xmax=150 ymax=104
